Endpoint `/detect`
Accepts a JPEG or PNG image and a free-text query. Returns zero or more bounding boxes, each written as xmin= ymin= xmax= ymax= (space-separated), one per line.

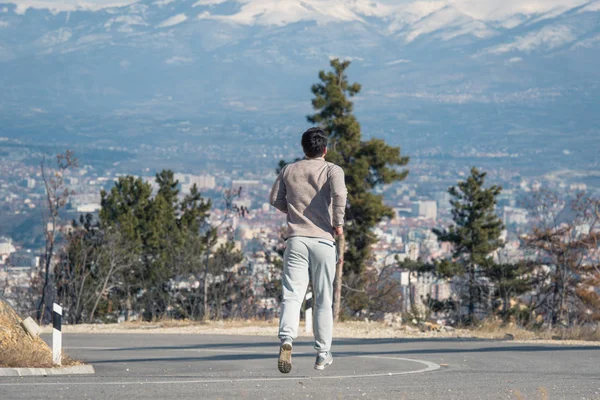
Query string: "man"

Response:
xmin=269 ymin=127 xmax=347 ymax=373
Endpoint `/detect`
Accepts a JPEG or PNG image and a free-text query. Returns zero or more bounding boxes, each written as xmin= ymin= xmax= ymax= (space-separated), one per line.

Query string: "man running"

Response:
xmin=269 ymin=127 xmax=347 ymax=373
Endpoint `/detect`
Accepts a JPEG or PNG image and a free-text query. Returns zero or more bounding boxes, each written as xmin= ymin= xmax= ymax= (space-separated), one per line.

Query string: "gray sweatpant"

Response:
xmin=278 ymin=236 xmax=337 ymax=352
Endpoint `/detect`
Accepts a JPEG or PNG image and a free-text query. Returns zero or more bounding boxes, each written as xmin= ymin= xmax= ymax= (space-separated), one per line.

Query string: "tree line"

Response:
xmin=395 ymin=169 xmax=600 ymax=329
xmin=23 ymin=59 xmax=600 ymax=331
xmin=25 ymin=167 xmax=281 ymax=324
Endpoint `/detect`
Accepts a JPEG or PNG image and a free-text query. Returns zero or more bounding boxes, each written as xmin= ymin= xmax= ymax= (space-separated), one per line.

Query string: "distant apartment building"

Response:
xmin=413 ymin=200 xmax=437 ymax=221
xmin=394 ymin=242 xmax=420 ymax=263
xmin=394 ymin=206 xmax=413 ymax=219
xmin=190 ymin=174 xmax=216 ymax=190
xmin=177 ymin=173 xmax=216 ymax=193
xmin=389 ymin=269 xmax=452 ymax=313
xmin=434 ymin=191 xmax=451 ymax=210
xmin=70 ymin=194 xmax=102 ymax=213
xmin=77 ymin=204 xmax=102 ymax=213
xmin=23 ymin=178 xmax=36 ymax=189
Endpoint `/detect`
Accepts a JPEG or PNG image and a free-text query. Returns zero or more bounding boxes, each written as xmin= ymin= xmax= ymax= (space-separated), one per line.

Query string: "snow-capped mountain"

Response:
xmin=0 ymin=0 xmax=598 ymax=153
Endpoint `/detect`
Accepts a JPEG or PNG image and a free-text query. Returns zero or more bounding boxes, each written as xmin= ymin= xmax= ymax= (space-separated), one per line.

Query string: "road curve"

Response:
xmin=0 ymin=334 xmax=599 ymax=399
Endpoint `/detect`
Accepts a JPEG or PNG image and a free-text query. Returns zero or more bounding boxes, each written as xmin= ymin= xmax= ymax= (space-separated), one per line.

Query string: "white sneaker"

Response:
xmin=314 ymin=352 xmax=333 ymax=370
xmin=278 ymin=340 xmax=293 ymax=374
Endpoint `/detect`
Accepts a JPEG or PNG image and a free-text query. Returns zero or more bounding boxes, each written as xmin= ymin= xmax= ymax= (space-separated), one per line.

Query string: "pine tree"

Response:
xmin=306 ymin=59 xmax=410 ymax=286
xmin=155 ymin=170 xmax=179 ymax=206
xmin=99 ymin=175 xmax=153 ymax=243
xmin=99 ymin=175 xmax=152 ymax=317
xmin=179 ymin=184 xmax=212 ymax=233
xmin=433 ymin=167 xmax=504 ymax=323
xmin=99 ymin=171 xmax=213 ymax=320
xmin=487 ymin=262 xmax=534 ymax=321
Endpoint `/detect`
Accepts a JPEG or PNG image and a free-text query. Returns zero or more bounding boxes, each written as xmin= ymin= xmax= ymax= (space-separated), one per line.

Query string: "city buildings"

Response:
xmin=0 ymin=138 xmax=597 ymax=318
xmin=414 ymin=200 xmax=437 ymax=221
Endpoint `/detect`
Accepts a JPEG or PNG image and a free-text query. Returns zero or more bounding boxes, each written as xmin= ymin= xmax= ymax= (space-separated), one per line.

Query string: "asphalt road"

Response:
xmin=1 ymin=333 xmax=599 ymax=399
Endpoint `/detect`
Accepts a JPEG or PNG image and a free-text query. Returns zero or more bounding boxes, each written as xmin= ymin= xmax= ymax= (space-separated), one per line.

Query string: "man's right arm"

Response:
xmin=269 ymin=169 xmax=288 ymax=214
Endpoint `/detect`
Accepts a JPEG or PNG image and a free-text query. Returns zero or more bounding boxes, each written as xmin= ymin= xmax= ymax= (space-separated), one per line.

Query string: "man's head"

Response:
xmin=301 ymin=127 xmax=328 ymax=158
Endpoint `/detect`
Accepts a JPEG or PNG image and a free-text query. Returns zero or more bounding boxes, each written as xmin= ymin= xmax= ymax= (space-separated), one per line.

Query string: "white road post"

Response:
xmin=305 ymin=292 xmax=313 ymax=334
xmin=52 ymin=303 xmax=62 ymax=366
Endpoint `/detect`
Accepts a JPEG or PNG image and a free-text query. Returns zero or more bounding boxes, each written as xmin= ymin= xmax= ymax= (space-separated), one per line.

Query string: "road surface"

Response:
xmin=1 ymin=333 xmax=599 ymax=399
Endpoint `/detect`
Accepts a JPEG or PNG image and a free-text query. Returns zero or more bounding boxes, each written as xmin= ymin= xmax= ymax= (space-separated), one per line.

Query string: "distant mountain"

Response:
xmin=0 ymin=0 xmax=599 ymax=160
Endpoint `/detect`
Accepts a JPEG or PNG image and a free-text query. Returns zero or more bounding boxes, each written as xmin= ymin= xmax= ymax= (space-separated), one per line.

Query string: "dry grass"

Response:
xmin=473 ymin=320 xmax=539 ymax=340
xmin=0 ymin=300 xmax=79 ymax=368
xmin=44 ymin=318 xmax=468 ymax=339
xmin=0 ymin=342 xmax=54 ymax=369
xmin=553 ymin=325 xmax=600 ymax=341
xmin=474 ymin=319 xmax=600 ymax=342
xmin=44 ymin=318 xmax=280 ymax=336
xmin=41 ymin=317 xmax=600 ymax=346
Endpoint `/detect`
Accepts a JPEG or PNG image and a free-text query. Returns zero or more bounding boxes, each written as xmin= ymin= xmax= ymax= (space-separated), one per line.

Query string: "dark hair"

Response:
xmin=301 ymin=127 xmax=328 ymax=158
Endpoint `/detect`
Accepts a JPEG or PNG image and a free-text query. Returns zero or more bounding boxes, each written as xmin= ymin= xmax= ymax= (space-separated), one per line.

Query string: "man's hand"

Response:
xmin=335 ymin=228 xmax=345 ymax=267
xmin=334 ymin=226 xmax=344 ymax=237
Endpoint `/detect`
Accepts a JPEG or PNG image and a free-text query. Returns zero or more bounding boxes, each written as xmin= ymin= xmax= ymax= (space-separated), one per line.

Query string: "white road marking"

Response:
xmin=180 ymin=348 xmax=312 ymax=355
xmin=359 ymin=356 xmax=441 ymax=374
xmin=0 ymin=355 xmax=440 ymax=386
xmin=64 ymin=346 xmax=312 ymax=355
xmin=179 ymin=348 xmax=280 ymax=354
xmin=66 ymin=347 xmax=119 ymax=350
xmin=66 ymin=347 xmax=311 ymax=355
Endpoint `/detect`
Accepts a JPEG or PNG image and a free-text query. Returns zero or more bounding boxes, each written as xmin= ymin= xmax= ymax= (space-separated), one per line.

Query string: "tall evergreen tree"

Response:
xmin=179 ymin=184 xmax=212 ymax=233
xmin=155 ymin=170 xmax=179 ymax=207
xmin=99 ymin=175 xmax=153 ymax=243
xmin=99 ymin=176 xmax=152 ymax=315
xmin=99 ymin=171 xmax=212 ymax=320
xmin=306 ymin=59 xmax=410 ymax=284
xmin=433 ymin=167 xmax=504 ymax=323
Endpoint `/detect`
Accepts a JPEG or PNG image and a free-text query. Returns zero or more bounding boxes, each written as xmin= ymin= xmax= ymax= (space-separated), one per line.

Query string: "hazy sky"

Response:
xmin=4 ymin=0 xmax=595 ymax=21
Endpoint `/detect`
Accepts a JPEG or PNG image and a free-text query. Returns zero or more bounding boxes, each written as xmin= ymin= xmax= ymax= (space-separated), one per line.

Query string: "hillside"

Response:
xmin=0 ymin=0 xmax=598 ymax=162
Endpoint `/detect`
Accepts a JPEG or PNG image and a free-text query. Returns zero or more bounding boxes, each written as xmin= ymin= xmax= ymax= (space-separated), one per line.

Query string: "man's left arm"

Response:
xmin=269 ymin=169 xmax=288 ymax=214
xmin=330 ymin=165 xmax=347 ymax=229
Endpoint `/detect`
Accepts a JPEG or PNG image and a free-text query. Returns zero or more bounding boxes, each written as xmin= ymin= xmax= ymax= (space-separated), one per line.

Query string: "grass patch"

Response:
xmin=41 ymin=315 xmax=600 ymax=343
xmin=473 ymin=319 xmax=600 ymax=342
xmin=0 ymin=300 xmax=79 ymax=368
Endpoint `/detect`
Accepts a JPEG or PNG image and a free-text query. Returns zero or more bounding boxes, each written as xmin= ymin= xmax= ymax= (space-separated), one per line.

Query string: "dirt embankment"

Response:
xmin=0 ymin=300 xmax=55 ymax=368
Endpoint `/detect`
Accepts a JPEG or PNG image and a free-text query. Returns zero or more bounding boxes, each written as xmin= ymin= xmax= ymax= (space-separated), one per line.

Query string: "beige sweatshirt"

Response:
xmin=269 ymin=157 xmax=347 ymax=241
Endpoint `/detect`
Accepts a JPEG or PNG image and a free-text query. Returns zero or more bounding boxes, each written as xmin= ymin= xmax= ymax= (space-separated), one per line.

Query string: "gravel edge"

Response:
xmin=36 ymin=323 xmax=600 ymax=346
xmin=0 ymin=364 xmax=95 ymax=377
